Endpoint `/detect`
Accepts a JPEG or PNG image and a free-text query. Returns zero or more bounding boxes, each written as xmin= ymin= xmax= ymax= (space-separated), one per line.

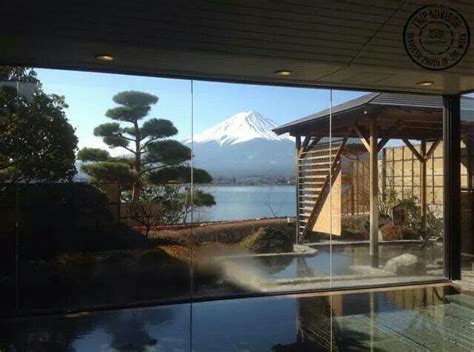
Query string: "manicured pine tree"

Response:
xmin=78 ymin=90 xmax=213 ymax=203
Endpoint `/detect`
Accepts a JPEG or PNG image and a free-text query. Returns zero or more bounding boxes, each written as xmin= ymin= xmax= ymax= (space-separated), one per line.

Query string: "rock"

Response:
xmin=384 ymin=253 xmax=425 ymax=275
xmin=293 ymin=244 xmax=317 ymax=255
xmin=240 ymin=227 xmax=293 ymax=254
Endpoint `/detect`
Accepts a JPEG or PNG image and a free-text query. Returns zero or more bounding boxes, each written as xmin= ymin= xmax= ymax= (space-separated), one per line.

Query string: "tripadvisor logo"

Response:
xmin=403 ymin=5 xmax=470 ymax=70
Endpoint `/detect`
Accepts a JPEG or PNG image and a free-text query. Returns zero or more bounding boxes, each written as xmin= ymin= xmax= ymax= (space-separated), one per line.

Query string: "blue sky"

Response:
xmin=36 ymin=68 xmax=366 ymax=153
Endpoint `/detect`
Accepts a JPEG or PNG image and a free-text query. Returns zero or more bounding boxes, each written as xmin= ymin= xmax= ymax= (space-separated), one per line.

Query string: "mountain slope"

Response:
xmin=185 ymin=111 xmax=294 ymax=178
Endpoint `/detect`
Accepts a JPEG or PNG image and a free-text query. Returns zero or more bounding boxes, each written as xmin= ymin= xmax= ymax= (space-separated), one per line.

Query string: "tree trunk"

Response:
xmin=132 ymin=120 xmax=141 ymax=201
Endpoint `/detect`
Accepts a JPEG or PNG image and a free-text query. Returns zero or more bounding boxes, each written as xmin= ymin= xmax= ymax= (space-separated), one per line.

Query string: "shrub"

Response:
xmin=240 ymin=227 xmax=293 ymax=254
xmin=381 ymin=223 xmax=402 ymax=241
xmin=395 ymin=197 xmax=443 ymax=240
xmin=381 ymin=223 xmax=420 ymax=241
xmin=341 ymin=215 xmax=369 ymax=239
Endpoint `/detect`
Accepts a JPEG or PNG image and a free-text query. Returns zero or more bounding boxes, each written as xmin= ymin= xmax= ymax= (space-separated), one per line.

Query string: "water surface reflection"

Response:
xmin=0 ymin=285 xmax=470 ymax=351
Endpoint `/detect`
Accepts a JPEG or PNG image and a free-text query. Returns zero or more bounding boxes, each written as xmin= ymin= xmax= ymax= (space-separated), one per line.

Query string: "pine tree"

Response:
xmin=78 ymin=91 xmax=213 ymax=203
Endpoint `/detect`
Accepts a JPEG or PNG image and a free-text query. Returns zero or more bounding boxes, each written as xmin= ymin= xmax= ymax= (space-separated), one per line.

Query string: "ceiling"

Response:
xmin=2 ymin=0 xmax=474 ymax=94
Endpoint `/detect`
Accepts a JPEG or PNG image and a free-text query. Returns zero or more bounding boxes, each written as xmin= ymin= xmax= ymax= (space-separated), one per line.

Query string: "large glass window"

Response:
xmin=329 ymin=90 xmax=445 ymax=287
xmin=0 ymin=66 xmax=450 ymax=318
xmin=0 ymin=67 xmax=194 ymax=315
xmin=190 ymin=81 xmax=330 ymax=296
xmin=1 ymin=65 xmax=467 ymax=352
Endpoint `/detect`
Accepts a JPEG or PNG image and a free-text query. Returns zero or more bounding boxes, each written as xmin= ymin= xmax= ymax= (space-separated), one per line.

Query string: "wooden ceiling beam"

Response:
xmin=353 ymin=123 xmax=370 ymax=152
xmin=402 ymin=138 xmax=424 ymax=162
xmin=425 ymin=139 xmax=441 ymax=160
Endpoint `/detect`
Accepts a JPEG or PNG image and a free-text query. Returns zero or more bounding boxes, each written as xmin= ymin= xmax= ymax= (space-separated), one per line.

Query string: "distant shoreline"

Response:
xmin=211 ymin=182 xmax=295 ymax=187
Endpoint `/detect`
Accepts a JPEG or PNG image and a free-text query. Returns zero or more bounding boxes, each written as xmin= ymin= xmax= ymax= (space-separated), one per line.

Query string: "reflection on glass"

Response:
xmin=0 ymin=67 xmax=194 ymax=315
xmin=326 ymin=91 xmax=446 ymax=287
xmin=0 ymin=65 xmax=454 ymax=320
xmin=0 ymin=303 xmax=191 ymax=351
xmin=460 ymin=94 xmax=474 ymax=282
xmin=189 ymin=82 xmax=331 ymax=296
xmin=1 ymin=285 xmax=470 ymax=351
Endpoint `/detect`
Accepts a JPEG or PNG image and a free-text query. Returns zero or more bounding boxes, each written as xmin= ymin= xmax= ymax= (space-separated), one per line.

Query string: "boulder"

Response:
xmin=384 ymin=253 xmax=425 ymax=275
xmin=293 ymin=244 xmax=317 ymax=255
xmin=240 ymin=227 xmax=293 ymax=254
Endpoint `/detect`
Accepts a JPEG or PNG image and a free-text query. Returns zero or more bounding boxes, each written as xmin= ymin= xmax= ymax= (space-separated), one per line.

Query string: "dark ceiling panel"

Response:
xmin=1 ymin=0 xmax=474 ymax=93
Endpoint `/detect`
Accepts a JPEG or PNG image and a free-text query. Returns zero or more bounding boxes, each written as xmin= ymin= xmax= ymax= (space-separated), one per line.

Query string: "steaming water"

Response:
xmin=213 ymin=243 xmax=444 ymax=292
xmin=219 ymin=257 xmax=272 ymax=292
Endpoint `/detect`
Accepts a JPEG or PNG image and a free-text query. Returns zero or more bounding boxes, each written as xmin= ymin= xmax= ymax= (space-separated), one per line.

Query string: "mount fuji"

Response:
xmin=184 ymin=111 xmax=294 ymax=178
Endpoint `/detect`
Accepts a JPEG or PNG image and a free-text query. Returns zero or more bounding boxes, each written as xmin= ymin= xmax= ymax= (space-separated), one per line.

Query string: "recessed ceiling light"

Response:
xmin=416 ymin=80 xmax=434 ymax=87
xmin=95 ymin=54 xmax=114 ymax=62
xmin=274 ymin=70 xmax=292 ymax=76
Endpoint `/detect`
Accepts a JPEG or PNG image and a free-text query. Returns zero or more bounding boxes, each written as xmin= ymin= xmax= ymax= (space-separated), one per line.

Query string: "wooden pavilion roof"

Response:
xmin=274 ymin=93 xmax=474 ymax=141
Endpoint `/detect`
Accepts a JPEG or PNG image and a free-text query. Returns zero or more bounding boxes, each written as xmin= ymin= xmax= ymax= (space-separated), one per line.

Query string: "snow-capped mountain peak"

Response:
xmin=188 ymin=111 xmax=291 ymax=146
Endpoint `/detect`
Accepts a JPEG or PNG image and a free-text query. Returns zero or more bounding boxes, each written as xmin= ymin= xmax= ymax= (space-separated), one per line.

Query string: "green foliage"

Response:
xmin=113 ymin=90 xmax=158 ymax=109
xmin=387 ymin=196 xmax=443 ymax=240
xmin=425 ymin=208 xmax=444 ymax=239
xmin=397 ymin=197 xmax=423 ymax=232
xmin=341 ymin=215 xmax=369 ymax=239
xmin=105 ymin=91 xmax=158 ymax=123
xmin=240 ymin=227 xmax=293 ymax=254
xmin=102 ymin=135 xmax=130 ymax=148
xmin=127 ymin=184 xmax=215 ymax=229
xmin=0 ymin=66 xmax=38 ymax=82
xmin=379 ymin=188 xmax=398 ymax=217
xmin=0 ymin=183 xmax=116 ymax=261
xmin=146 ymin=140 xmax=191 ymax=165
xmin=79 ymin=90 xmax=206 ymax=192
xmin=105 ymin=105 xmax=149 ymax=123
xmin=380 ymin=223 xmax=418 ymax=241
xmin=141 ymin=118 xmax=177 ymax=138
xmin=0 ymin=67 xmax=78 ymax=183
xmin=80 ymin=89 xmax=215 ymax=227
xmin=193 ymin=189 xmax=216 ymax=207
xmin=77 ymin=148 xmax=110 ymax=162
xmin=93 ymin=122 xmax=121 ymax=137
xmin=81 ymin=162 xmax=136 ymax=185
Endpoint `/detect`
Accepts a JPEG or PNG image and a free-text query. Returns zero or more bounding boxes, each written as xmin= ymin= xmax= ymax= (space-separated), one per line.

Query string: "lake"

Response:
xmin=198 ymin=185 xmax=296 ymax=221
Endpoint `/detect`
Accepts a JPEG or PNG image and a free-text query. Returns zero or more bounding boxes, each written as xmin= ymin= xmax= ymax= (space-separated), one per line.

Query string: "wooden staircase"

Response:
xmin=297 ymin=137 xmax=348 ymax=242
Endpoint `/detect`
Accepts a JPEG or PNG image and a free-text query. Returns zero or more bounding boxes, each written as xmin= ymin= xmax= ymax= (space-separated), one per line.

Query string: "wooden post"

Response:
xmin=369 ymin=118 xmax=379 ymax=268
xmin=381 ymin=148 xmax=387 ymax=202
xmin=420 ymin=140 xmax=427 ymax=229
xmin=460 ymin=137 xmax=474 ymax=258
xmin=351 ymin=177 xmax=355 ymax=215
xmin=401 ymin=147 xmax=405 ymax=198
xmin=443 ymin=95 xmax=461 ymax=280
xmin=466 ymin=138 xmax=472 ymax=195
xmin=411 ymin=149 xmax=415 ymax=198
xmin=295 ymin=134 xmax=301 ymax=245
xmin=431 ymin=153 xmax=435 ymax=204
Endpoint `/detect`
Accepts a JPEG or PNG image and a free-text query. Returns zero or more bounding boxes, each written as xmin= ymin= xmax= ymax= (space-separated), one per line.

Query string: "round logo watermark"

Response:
xmin=403 ymin=5 xmax=470 ymax=70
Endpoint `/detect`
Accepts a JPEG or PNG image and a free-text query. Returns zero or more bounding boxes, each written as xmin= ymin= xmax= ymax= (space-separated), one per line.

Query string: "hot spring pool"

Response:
xmin=221 ymin=242 xmax=444 ymax=283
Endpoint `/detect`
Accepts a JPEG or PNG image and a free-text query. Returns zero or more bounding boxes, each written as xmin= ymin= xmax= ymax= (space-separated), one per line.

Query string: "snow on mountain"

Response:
xmin=184 ymin=111 xmax=294 ymax=178
xmin=184 ymin=111 xmax=292 ymax=146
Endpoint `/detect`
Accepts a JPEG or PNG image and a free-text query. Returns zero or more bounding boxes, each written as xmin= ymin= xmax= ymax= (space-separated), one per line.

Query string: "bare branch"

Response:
xmin=139 ymin=164 xmax=166 ymax=175
xmin=118 ymin=145 xmax=137 ymax=154
xmin=140 ymin=136 xmax=160 ymax=151
xmin=117 ymin=133 xmax=135 ymax=142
